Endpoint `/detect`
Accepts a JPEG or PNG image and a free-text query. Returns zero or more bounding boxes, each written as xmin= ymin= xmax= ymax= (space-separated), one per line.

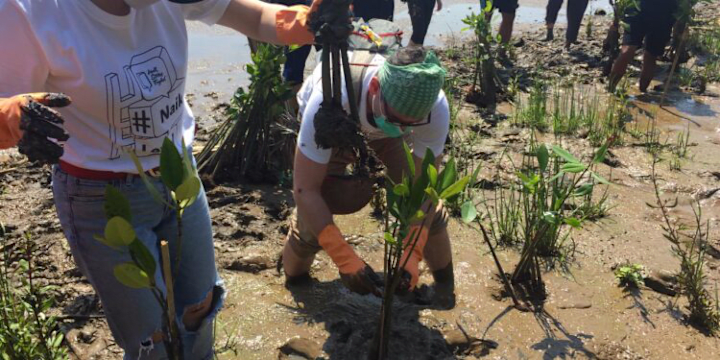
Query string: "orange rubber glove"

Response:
xmin=318 ymin=224 xmax=382 ymax=295
xmin=0 ymin=93 xmax=70 ymax=163
xmin=275 ymin=4 xmax=315 ymax=45
xmin=398 ymin=224 xmax=431 ymax=292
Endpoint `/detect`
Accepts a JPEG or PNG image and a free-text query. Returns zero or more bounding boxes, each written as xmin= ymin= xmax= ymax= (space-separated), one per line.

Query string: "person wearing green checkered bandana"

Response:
xmin=283 ymin=46 xmax=456 ymax=309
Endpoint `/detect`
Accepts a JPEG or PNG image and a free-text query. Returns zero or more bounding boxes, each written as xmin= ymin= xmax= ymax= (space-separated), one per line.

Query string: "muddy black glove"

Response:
xmin=308 ymin=0 xmax=353 ymax=44
xmin=339 ymin=262 xmax=384 ymax=296
xmin=0 ymin=93 xmax=70 ymax=164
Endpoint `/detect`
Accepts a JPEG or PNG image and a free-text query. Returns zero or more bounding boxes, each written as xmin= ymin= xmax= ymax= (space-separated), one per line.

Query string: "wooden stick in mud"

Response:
xmin=161 ymin=240 xmax=182 ymax=359
xmin=161 ymin=240 xmax=176 ymax=321
xmin=660 ymin=28 xmax=689 ymax=107
xmin=478 ymin=224 xmax=529 ymax=312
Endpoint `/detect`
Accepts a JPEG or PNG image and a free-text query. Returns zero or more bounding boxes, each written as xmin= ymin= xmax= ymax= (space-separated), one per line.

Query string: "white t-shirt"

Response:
xmin=297 ymin=51 xmax=450 ymax=165
xmin=0 ymin=0 xmax=230 ymax=172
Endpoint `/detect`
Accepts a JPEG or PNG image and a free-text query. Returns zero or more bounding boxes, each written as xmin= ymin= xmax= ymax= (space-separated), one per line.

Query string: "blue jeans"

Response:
xmin=52 ymin=166 xmax=224 ymax=360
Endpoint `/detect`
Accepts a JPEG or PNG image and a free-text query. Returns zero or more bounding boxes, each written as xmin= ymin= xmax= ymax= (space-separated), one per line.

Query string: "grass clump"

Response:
xmin=0 ymin=231 xmax=67 ymax=360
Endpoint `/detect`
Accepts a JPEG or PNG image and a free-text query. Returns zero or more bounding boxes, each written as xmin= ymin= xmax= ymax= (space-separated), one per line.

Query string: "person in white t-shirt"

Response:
xmin=281 ymin=47 xmax=456 ymax=308
xmin=0 ymin=0 xmax=332 ymax=358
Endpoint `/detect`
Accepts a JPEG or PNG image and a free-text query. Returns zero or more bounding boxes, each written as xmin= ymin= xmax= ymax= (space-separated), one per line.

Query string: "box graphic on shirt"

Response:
xmin=105 ymin=46 xmax=185 ymax=159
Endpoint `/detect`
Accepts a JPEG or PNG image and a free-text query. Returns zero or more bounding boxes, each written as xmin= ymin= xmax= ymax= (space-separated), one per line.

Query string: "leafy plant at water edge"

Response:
xmin=95 ymin=138 xmax=202 ymax=359
xmin=615 ymin=263 xmax=645 ymax=289
xmin=649 ymin=157 xmax=720 ymax=334
xmin=197 ymin=43 xmax=296 ymax=183
xmin=0 ymin=231 xmax=66 ymax=360
xmin=371 ymin=144 xmax=470 ymax=359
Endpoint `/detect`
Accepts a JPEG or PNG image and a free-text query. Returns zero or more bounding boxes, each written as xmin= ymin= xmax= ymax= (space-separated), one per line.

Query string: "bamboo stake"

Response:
xmin=161 ymin=240 xmax=182 ymax=359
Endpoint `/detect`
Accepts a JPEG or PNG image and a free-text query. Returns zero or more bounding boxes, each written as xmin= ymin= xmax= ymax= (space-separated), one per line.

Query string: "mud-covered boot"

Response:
xmin=432 ymin=262 xmax=456 ymax=309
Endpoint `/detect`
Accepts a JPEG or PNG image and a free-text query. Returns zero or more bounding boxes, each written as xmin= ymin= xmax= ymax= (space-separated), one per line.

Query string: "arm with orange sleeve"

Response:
xmin=218 ymin=0 xmax=346 ymax=46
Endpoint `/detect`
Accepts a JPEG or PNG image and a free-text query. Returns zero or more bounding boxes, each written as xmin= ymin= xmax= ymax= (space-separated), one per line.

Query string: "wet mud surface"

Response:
xmin=2 ymin=1 xmax=720 ymax=359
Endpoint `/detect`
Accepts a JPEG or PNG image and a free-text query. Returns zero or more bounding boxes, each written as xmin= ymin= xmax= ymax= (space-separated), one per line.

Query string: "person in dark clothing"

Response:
xmin=352 ymin=0 xmax=394 ymax=21
xmin=407 ymin=0 xmax=443 ymax=47
xmin=609 ymin=0 xmax=678 ymax=92
xmin=544 ymin=0 xmax=589 ymax=46
xmin=483 ymin=0 xmax=518 ymax=44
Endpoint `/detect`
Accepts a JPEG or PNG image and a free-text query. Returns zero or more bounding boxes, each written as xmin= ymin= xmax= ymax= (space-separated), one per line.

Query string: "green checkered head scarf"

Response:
xmin=378 ymin=50 xmax=446 ymax=120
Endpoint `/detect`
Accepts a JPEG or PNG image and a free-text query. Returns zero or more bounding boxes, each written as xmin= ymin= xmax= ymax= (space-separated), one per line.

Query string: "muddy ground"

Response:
xmin=2 ymin=1 xmax=720 ymax=359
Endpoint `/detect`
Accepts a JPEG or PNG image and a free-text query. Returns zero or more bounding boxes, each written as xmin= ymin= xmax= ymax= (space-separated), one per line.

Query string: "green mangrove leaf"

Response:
xmin=591 ymin=172 xmax=611 ymax=185
xmin=104 ymin=185 xmax=132 ymax=222
xmin=427 ymin=165 xmax=438 ymax=188
xmin=563 ymin=217 xmax=582 ymax=229
xmin=130 ymin=152 xmax=172 ymax=208
xmin=461 ymin=201 xmax=478 ymax=224
xmin=410 ymin=209 xmax=426 ymax=223
xmin=384 ymin=232 xmax=397 ymax=245
xmin=537 ymin=144 xmax=550 ymax=172
xmin=542 ymin=211 xmax=560 ymax=225
xmin=393 ymin=183 xmax=410 ymax=197
xmin=160 ymin=138 xmax=184 ymax=191
xmin=403 ymin=141 xmax=415 ymax=179
xmin=561 ymin=163 xmax=587 ymax=173
xmin=104 ymin=216 xmax=136 ymax=248
xmin=425 ymin=188 xmax=440 ymax=205
xmin=181 ymin=138 xmax=196 ymax=179
xmin=592 ymin=142 xmax=609 ymax=165
xmin=176 ymin=175 xmax=201 ymax=208
xmin=114 ymin=263 xmax=151 ymax=289
xmin=93 ymin=235 xmax=121 ymax=250
xmin=438 ymin=158 xmax=457 ymax=191
xmin=439 ymin=175 xmax=471 ymax=200
xmin=129 ymin=240 xmax=156 ymax=277
xmin=574 ymin=183 xmax=594 ymax=197
xmin=552 ymin=145 xmax=580 ymax=163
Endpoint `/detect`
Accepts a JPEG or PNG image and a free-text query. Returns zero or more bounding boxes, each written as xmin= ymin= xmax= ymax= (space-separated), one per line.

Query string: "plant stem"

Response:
xmin=477 ymin=223 xmax=528 ymax=311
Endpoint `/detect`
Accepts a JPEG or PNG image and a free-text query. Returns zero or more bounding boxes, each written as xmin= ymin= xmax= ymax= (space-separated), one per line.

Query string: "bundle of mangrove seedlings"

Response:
xmin=197 ymin=44 xmax=296 ymax=183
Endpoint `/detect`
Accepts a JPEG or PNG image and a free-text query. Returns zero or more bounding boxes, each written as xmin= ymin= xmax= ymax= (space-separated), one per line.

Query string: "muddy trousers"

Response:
xmin=52 ymin=165 xmax=224 ymax=360
xmin=546 ymin=0 xmax=589 ymax=43
xmin=287 ymin=137 xmax=449 ymax=259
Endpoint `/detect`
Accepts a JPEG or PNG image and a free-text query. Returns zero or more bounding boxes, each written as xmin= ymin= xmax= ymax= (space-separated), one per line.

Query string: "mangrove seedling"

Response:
xmin=462 ymin=1 xmax=501 ymax=107
xmin=95 ymin=138 xmax=203 ymax=359
xmin=512 ymin=141 xmax=610 ymax=298
xmin=615 ymin=263 xmax=645 ymax=289
xmin=370 ymin=143 xmax=471 ymax=360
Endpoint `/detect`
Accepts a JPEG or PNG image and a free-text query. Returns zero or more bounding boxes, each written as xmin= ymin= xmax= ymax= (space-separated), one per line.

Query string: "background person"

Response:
xmin=608 ymin=0 xmax=678 ymax=92
xmin=407 ymin=0 xmax=443 ymax=47
xmin=544 ymin=0 xmax=589 ymax=46
xmin=281 ymin=47 xmax=456 ymax=307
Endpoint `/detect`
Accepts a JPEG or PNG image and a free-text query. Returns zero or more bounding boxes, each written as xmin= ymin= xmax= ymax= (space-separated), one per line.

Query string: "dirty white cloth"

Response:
xmin=296 ymin=51 xmax=451 ymax=164
xmin=0 ymin=0 xmax=230 ymax=172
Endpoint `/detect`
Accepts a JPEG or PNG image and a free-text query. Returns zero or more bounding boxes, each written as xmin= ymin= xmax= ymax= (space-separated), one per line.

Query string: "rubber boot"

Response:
xmin=432 ymin=262 xmax=456 ymax=309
